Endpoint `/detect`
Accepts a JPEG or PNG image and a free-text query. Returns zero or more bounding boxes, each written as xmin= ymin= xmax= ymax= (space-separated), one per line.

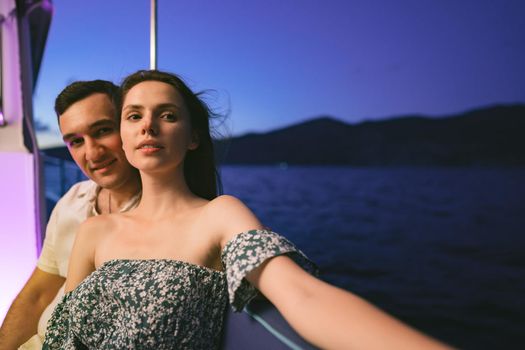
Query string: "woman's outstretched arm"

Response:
xmin=246 ymin=255 xmax=453 ymax=350
xmin=212 ymin=195 xmax=452 ymax=350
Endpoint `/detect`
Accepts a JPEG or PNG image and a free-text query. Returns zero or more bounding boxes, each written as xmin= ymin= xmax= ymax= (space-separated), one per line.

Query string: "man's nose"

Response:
xmin=85 ymin=139 xmax=104 ymax=161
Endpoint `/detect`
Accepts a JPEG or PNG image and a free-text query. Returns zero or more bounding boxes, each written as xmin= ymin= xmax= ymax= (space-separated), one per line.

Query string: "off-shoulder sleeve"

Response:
xmin=221 ymin=229 xmax=318 ymax=311
xmin=42 ymin=292 xmax=85 ymax=350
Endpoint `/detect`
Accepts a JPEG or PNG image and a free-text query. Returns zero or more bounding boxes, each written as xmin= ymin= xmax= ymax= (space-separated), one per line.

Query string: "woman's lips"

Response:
xmin=137 ymin=142 xmax=164 ymax=154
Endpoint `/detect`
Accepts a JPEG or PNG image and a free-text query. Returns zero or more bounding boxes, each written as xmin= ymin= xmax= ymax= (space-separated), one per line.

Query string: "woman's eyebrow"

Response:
xmin=122 ymin=104 xmax=144 ymax=112
xmin=154 ymin=103 xmax=181 ymax=111
xmin=123 ymin=103 xmax=182 ymax=114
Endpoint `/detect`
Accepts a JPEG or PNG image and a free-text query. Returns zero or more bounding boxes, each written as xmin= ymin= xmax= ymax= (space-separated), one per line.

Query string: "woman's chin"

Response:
xmin=135 ymin=161 xmax=181 ymax=176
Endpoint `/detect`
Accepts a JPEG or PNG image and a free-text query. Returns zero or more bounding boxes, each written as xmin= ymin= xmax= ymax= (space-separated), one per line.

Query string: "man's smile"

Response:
xmin=90 ymin=158 xmax=117 ymax=172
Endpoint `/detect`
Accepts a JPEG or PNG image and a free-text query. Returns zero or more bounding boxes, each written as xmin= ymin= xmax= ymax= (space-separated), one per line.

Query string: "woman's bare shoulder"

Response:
xmin=205 ymin=195 xmax=255 ymax=220
xmin=77 ymin=213 xmax=121 ymax=240
xmin=206 ymin=194 xmax=244 ymax=209
xmin=204 ymin=195 xmax=263 ymax=247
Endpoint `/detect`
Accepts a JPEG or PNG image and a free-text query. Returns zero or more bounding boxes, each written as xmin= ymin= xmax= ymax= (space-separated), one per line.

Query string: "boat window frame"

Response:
xmin=0 ymin=14 xmax=5 ymax=127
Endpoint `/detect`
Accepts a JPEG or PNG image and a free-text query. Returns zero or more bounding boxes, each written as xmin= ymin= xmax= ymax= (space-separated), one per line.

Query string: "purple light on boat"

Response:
xmin=41 ymin=0 xmax=53 ymax=12
xmin=0 ymin=0 xmax=51 ymax=323
xmin=0 ymin=153 xmax=39 ymax=323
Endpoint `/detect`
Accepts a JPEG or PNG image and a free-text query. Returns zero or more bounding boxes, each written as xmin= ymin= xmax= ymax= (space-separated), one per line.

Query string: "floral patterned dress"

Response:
xmin=42 ymin=229 xmax=317 ymax=349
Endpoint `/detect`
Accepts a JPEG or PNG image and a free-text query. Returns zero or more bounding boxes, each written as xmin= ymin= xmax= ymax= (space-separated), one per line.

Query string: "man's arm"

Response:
xmin=0 ymin=267 xmax=65 ymax=349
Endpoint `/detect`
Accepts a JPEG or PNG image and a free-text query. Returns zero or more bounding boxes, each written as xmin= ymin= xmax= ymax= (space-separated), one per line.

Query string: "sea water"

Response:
xmin=44 ymin=164 xmax=525 ymax=349
xmin=220 ymin=166 xmax=525 ymax=349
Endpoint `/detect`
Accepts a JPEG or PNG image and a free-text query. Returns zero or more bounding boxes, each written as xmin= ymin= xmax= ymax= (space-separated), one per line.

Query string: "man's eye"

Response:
xmin=96 ymin=127 xmax=113 ymax=136
xmin=127 ymin=114 xmax=141 ymax=121
xmin=67 ymin=138 xmax=83 ymax=147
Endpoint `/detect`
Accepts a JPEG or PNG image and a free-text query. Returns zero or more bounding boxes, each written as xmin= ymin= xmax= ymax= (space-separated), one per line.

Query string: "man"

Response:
xmin=0 ymin=80 xmax=141 ymax=349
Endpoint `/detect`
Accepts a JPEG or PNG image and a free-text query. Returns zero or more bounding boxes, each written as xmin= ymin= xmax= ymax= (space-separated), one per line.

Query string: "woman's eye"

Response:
xmin=161 ymin=113 xmax=176 ymax=121
xmin=127 ymin=114 xmax=141 ymax=121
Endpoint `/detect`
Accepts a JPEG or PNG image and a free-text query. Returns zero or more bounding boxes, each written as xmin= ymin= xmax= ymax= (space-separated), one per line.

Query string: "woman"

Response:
xmin=43 ymin=70 xmax=451 ymax=349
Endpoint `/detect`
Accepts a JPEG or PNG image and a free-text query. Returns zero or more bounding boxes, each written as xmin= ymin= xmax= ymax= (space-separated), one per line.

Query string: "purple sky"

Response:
xmin=34 ymin=0 xmax=525 ymax=139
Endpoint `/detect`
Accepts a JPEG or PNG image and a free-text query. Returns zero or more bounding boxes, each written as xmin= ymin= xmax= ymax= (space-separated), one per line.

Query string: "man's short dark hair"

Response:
xmin=54 ymin=80 xmax=121 ymax=119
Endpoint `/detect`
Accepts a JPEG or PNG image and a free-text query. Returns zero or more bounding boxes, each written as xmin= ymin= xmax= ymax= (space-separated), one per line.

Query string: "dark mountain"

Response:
xmin=215 ymin=104 xmax=525 ymax=166
xmin=42 ymin=104 xmax=525 ymax=166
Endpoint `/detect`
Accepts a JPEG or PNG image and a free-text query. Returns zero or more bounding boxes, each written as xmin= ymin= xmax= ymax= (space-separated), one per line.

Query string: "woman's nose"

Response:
xmin=141 ymin=116 xmax=158 ymax=136
xmin=141 ymin=127 xmax=157 ymax=136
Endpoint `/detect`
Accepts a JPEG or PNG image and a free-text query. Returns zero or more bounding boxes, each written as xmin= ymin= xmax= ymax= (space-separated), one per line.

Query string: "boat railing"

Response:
xmin=41 ymin=153 xmax=86 ymax=204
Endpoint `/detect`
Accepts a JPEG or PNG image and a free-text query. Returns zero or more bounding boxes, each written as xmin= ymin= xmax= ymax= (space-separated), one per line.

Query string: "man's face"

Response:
xmin=59 ymin=93 xmax=136 ymax=189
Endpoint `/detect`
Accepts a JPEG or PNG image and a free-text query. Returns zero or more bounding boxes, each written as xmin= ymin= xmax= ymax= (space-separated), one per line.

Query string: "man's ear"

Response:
xmin=188 ymin=131 xmax=199 ymax=150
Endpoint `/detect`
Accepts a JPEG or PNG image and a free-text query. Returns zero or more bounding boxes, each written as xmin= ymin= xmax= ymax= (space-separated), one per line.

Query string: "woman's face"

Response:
xmin=120 ymin=80 xmax=198 ymax=173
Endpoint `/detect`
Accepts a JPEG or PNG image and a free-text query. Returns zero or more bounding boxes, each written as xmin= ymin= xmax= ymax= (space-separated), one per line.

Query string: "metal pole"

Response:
xmin=0 ymin=16 xmax=5 ymax=127
xmin=150 ymin=0 xmax=157 ymax=70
